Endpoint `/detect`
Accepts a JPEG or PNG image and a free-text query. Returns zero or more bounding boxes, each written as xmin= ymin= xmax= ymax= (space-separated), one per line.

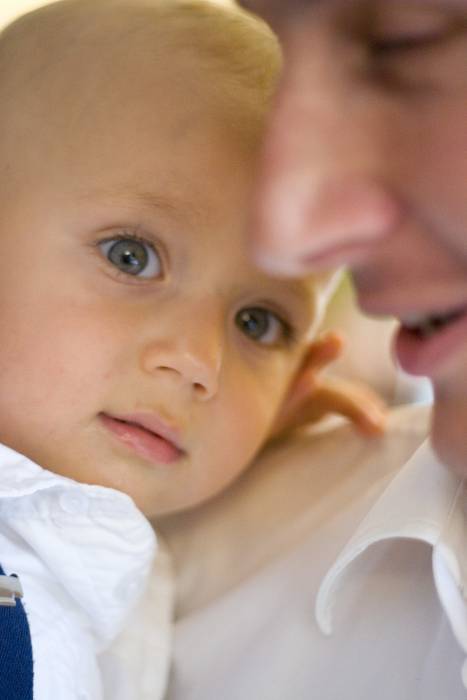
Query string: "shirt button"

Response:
xmin=59 ymin=491 xmax=89 ymax=516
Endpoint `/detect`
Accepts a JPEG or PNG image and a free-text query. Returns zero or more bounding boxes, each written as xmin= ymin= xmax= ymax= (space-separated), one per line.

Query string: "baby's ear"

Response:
xmin=271 ymin=331 xmax=387 ymax=440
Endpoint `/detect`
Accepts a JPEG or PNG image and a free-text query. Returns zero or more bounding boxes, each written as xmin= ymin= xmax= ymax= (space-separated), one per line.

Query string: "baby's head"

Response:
xmin=0 ymin=0 xmax=334 ymax=516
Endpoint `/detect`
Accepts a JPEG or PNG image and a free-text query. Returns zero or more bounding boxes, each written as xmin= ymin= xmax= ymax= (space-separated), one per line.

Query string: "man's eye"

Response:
xmin=99 ymin=237 xmax=162 ymax=279
xmin=235 ymin=307 xmax=291 ymax=346
xmin=369 ymin=6 xmax=455 ymax=56
xmin=370 ymin=30 xmax=447 ymax=55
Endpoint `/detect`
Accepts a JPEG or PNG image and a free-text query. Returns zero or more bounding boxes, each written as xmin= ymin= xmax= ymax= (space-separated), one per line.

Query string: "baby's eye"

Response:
xmin=235 ymin=307 xmax=290 ymax=346
xmin=99 ymin=236 xmax=162 ymax=279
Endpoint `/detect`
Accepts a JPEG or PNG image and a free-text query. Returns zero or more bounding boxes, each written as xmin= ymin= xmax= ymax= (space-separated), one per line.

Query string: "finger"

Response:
xmin=303 ymin=331 xmax=345 ymax=371
xmin=310 ymin=383 xmax=387 ymax=436
xmin=276 ymin=378 xmax=387 ymax=438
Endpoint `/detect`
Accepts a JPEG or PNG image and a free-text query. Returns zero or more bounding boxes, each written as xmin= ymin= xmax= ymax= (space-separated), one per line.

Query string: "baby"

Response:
xmin=0 ymin=1 xmax=384 ymax=698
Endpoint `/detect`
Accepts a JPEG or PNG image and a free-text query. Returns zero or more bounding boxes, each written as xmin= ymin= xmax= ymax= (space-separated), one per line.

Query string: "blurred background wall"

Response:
xmin=0 ymin=0 xmax=49 ymax=27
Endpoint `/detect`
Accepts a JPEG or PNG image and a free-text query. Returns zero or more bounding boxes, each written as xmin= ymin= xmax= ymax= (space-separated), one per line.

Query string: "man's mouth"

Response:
xmin=395 ymin=303 xmax=467 ymax=376
xmin=99 ymin=412 xmax=185 ymax=466
xmin=401 ymin=305 xmax=467 ymax=339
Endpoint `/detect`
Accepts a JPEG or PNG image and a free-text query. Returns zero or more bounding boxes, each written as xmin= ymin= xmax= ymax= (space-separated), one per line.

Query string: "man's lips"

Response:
xmin=99 ymin=412 xmax=185 ymax=466
xmin=356 ymin=291 xmax=467 ymax=377
xmin=394 ymin=306 xmax=467 ymax=377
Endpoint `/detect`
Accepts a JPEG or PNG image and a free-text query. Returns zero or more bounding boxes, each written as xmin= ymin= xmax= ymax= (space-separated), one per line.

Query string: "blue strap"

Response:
xmin=0 ymin=565 xmax=34 ymax=699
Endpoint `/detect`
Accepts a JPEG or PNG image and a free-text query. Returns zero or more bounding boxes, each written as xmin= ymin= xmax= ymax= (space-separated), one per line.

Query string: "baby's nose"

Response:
xmin=139 ymin=326 xmax=222 ymax=401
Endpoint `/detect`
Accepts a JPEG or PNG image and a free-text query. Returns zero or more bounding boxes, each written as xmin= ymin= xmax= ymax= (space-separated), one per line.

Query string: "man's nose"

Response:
xmin=139 ymin=311 xmax=223 ymax=401
xmin=251 ymin=21 xmax=402 ymax=275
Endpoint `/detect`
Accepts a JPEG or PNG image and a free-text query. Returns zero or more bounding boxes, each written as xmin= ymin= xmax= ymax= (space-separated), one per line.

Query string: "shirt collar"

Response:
xmin=0 ymin=441 xmax=157 ymax=647
xmin=316 ymin=440 xmax=464 ymax=637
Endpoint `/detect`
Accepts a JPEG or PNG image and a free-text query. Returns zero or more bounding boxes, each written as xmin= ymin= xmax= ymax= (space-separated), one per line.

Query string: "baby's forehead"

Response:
xmin=0 ymin=0 xmax=280 ymax=176
xmin=0 ymin=0 xmax=279 ymax=105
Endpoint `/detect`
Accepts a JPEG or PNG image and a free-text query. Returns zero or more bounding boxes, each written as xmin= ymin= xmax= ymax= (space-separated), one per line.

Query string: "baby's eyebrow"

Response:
xmin=123 ymin=191 xmax=186 ymax=216
xmin=80 ymin=186 xmax=204 ymax=224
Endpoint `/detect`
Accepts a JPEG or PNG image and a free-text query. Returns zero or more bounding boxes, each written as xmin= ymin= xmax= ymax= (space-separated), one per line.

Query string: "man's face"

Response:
xmin=0 ymin=58 xmax=317 ymax=516
xmin=240 ymin=0 xmax=467 ymax=472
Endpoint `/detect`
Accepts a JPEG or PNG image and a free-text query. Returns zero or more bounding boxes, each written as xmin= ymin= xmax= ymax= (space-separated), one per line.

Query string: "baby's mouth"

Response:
xmin=99 ymin=412 xmax=185 ymax=466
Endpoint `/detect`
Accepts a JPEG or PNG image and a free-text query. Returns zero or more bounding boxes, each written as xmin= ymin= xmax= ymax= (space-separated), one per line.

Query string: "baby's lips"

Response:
xmin=102 ymin=411 xmax=186 ymax=452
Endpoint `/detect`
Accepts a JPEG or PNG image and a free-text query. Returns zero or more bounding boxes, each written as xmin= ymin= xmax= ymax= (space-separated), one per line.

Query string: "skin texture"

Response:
xmin=238 ymin=0 xmax=467 ymax=474
xmin=0 ymin=0 xmax=348 ymax=517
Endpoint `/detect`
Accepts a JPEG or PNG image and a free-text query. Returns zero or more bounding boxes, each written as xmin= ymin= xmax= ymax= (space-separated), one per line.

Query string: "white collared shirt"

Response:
xmin=316 ymin=438 xmax=467 ymax=693
xmin=0 ymin=442 xmax=173 ymax=700
xmin=159 ymin=405 xmax=467 ymax=699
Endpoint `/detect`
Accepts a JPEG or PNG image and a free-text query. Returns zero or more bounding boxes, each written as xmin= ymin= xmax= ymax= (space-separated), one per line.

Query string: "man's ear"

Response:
xmin=271 ymin=331 xmax=387 ymax=440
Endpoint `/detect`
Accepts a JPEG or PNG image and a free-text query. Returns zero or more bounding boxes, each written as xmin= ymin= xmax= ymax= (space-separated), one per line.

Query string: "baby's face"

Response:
xmin=0 ymin=60 xmax=318 ymax=516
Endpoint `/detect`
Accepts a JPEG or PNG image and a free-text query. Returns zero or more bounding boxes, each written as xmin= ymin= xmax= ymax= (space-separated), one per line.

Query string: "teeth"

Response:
xmin=403 ymin=307 xmax=466 ymax=338
xmin=403 ymin=314 xmax=431 ymax=330
xmin=415 ymin=318 xmax=444 ymax=339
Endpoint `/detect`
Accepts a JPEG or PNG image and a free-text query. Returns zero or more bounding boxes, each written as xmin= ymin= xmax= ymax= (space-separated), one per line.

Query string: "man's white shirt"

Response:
xmin=159 ymin=404 xmax=467 ymax=699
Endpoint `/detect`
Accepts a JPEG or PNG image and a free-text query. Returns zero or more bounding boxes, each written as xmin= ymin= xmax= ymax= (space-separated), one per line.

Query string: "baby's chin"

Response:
xmin=143 ymin=491 xmax=217 ymax=520
xmin=145 ymin=474 xmax=249 ymax=520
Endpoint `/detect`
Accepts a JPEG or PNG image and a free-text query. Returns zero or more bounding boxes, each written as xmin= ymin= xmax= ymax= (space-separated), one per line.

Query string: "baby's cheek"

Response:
xmin=0 ymin=307 xmax=108 ymax=444
xmin=222 ymin=386 xmax=279 ymax=459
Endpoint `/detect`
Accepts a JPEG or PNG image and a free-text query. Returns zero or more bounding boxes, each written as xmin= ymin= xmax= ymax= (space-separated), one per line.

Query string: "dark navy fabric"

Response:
xmin=0 ymin=565 xmax=33 ymax=699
